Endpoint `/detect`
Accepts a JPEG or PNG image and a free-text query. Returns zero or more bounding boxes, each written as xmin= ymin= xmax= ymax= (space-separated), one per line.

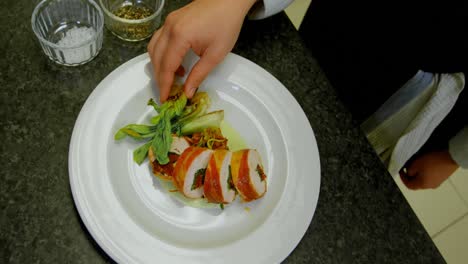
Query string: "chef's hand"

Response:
xmin=400 ymin=151 xmax=459 ymax=190
xmin=147 ymin=0 xmax=257 ymax=102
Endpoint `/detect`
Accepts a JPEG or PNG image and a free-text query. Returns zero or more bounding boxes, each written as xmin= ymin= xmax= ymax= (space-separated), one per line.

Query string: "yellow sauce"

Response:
xmin=220 ymin=121 xmax=248 ymax=151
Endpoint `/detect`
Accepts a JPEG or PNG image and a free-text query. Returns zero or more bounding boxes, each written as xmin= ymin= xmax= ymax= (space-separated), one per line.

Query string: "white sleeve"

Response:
xmin=248 ymin=0 xmax=294 ymax=20
xmin=449 ymin=126 xmax=468 ymax=169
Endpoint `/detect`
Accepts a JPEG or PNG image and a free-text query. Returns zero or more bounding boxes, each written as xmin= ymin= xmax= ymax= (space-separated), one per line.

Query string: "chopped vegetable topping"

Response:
xmin=228 ymin=165 xmax=235 ymax=190
xmin=191 ymin=168 xmax=206 ymax=190
xmin=256 ymin=164 xmax=266 ymax=181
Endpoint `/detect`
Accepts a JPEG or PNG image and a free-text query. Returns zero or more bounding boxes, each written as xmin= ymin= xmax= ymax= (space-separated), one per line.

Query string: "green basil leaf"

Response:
xmin=114 ymin=129 xmax=127 ymax=140
xmin=191 ymin=168 xmax=206 ymax=190
xmin=133 ymin=141 xmax=152 ymax=165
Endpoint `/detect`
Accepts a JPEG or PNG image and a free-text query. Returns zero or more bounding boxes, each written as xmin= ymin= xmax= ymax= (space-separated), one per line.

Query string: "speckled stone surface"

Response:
xmin=0 ymin=0 xmax=444 ymax=263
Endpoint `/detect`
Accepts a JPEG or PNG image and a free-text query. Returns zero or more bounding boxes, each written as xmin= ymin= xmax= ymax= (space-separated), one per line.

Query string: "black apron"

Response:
xmin=299 ymin=0 xmax=468 ymax=153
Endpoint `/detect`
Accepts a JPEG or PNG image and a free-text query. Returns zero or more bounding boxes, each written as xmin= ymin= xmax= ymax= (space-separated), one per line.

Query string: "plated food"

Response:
xmin=204 ymin=149 xmax=236 ymax=204
xmin=115 ymin=84 xmax=267 ymax=208
xmin=231 ymin=149 xmax=267 ymax=202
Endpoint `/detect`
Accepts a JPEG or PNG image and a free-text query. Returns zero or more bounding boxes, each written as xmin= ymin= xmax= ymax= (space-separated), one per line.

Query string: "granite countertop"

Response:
xmin=0 ymin=0 xmax=444 ymax=263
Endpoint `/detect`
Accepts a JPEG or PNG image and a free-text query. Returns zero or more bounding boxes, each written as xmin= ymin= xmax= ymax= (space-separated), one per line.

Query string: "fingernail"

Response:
xmin=188 ymin=87 xmax=197 ymax=98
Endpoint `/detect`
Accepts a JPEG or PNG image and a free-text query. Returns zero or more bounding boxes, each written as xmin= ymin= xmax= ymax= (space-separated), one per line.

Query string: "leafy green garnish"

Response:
xmin=172 ymin=92 xmax=211 ymax=135
xmin=115 ymin=89 xmax=187 ymax=165
xmin=114 ymin=87 xmax=223 ymax=166
xmin=114 ymin=130 xmax=127 ymax=140
xmin=114 ymin=124 xmax=156 ymax=140
xmin=220 ymin=204 xmax=224 ymax=210
xmin=191 ymin=168 xmax=206 ymax=190
xmin=147 ymin=98 xmax=163 ymax=112
xmin=150 ymin=94 xmax=187 ymax=165
xmin=133 ymin=141 xmax=152 ymax=165
xmin=180 ymin=110 xmax=224 ymax=135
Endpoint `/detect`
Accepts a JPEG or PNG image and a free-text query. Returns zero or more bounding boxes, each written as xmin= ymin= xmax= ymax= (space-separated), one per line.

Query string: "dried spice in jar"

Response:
xmin=113 ymin=5 xmax=153 ymax=19
xmin=112 ymin=4 xmax=155 ymax=41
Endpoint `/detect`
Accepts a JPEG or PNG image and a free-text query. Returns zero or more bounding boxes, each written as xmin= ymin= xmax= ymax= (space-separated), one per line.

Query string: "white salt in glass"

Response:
xmin=32 ymin=0 xmax=104 ymax=66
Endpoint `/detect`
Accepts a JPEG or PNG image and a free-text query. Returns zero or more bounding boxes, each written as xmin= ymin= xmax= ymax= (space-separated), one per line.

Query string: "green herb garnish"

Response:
xmin=227 ymin=165 xmax=235 ymax=190
xmin=114 ymin=88 xmax=187 ymax=165
xmin=191 ymin=168 xmax=206 ymax=190
xmin=132 ymin=141 xmax=152 ymax=165
xmin=114 ymin=86 xmax=224 ymax=166
xmin=111 ymin=4 xmax=155 ymax=40
xmin=220 ymin=204 xmax=224 ymax=210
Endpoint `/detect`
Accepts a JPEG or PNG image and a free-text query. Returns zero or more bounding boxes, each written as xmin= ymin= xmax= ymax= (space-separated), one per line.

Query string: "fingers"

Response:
xmin=148 ymin=22 xmax=190 ymax=102
xmin=148 ymin=28 xmax=163 ymax=73
xmin=158 ymin=37 xmax=190 ymax=101
xmin=148 ymin=27 xmax=171 ymax=102
xmin=400 ymin=168 xmax=421 ymax=190
xmin=400 ymin=158 xmax=427 ymax=190
xmin=400 ymin=158 xmax=418 ymax=188
xmin=147 ymin=27 xmax=162 ymax=57
xmin=148 ymin=27 xmax=167 ymax=99
xmin=407 ymin=160 xmax=419 ymax=177
xmin=184 ymin=49 xmax=220 ymax=98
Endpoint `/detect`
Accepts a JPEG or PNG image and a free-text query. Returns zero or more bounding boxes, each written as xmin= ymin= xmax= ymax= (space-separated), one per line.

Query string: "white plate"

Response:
xmin=69 ymin=52 xmax=320 ymax=263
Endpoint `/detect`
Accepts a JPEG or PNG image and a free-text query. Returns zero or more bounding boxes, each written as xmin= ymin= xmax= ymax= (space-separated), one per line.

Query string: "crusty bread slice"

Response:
xmin=148 ymin=147 xmax=176 ymax=181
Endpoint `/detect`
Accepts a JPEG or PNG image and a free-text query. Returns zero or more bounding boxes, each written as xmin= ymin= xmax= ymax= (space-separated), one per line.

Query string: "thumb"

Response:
xmin=184 ymin=51 xmax=221 ymax=98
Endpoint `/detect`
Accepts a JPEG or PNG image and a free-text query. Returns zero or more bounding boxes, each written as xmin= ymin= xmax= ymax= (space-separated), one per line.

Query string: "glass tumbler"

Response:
xmin=31 ymin=0 xmax=104 ymax=66
xmin=99 ymin=0 xmax=164 ymax=41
